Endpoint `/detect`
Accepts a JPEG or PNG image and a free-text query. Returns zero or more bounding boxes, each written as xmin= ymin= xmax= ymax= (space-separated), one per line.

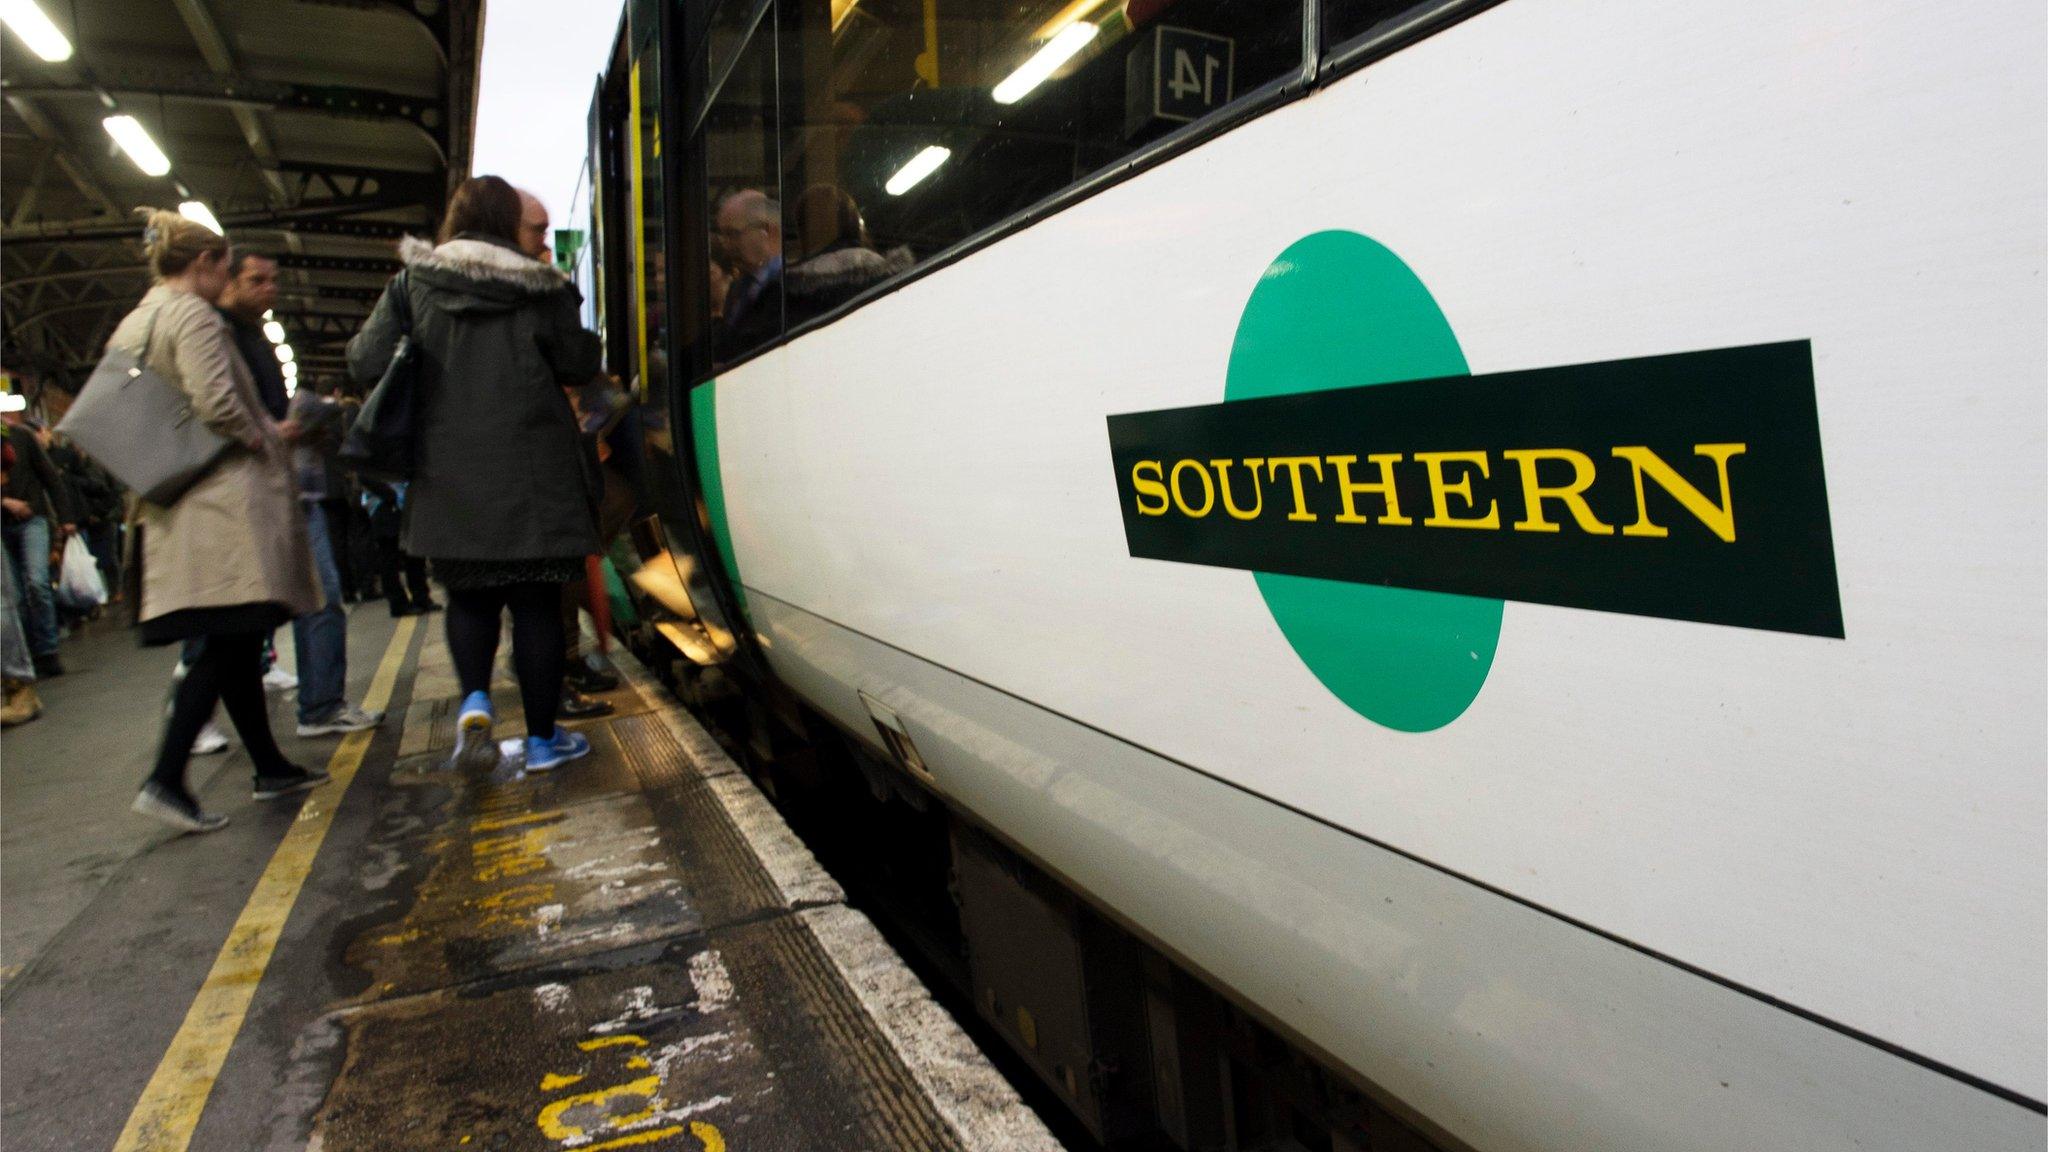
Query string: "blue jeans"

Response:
xmin=2 ymin=516 xmax=58 ymax=658
xmin=292 ymin=503 xmax=347 ymax=723
xmin=2 ymin=537 xmax=33 ymax=680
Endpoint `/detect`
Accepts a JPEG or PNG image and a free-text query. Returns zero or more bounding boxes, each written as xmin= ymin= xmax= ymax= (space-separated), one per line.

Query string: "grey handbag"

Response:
xmin=58 ymin=308 xmax=234 ymax=506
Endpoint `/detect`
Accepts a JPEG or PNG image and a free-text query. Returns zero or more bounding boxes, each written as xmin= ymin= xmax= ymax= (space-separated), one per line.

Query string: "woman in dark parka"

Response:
xmin=347 ymin=176 xmax=602 ymax=772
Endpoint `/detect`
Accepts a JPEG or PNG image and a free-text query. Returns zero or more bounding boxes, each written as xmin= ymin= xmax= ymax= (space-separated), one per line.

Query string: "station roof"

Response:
xmin=1 ymin=0 xmax=485 ymax=396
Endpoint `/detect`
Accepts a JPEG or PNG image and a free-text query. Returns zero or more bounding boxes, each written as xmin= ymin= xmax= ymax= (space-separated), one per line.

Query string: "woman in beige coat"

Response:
xmin=110 ymin=210 xmax=324 ymax=833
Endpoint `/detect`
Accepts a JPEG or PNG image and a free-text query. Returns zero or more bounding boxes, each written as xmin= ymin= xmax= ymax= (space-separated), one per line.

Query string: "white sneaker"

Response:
xmin=296 ymin=703 xmax=385 ymax=737
xmin=263 ymin=667 xmax=299 ymax=693
xmin=193 ymin=720 xmax=231 ymax=755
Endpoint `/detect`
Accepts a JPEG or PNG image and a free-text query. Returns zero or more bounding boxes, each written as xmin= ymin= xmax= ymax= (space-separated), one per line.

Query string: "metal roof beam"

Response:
xmin=168 ymin=0 xmax=292 ymax=205
xmin=3 ymin=95 xmax=122 ymax=221
xmin=1 ymin=74 xmax=445 ymax=137
xmin=3 ymin=197 xmax=426 ymax=245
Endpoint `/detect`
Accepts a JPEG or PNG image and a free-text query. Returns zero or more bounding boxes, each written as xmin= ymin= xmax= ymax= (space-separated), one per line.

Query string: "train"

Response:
xmin=557 ymin=0 xmax=2047 ymax=1148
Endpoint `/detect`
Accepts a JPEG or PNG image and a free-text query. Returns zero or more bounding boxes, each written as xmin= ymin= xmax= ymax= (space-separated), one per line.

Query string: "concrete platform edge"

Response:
xmin=616 ymin=648 xmax=1065 ymax=1152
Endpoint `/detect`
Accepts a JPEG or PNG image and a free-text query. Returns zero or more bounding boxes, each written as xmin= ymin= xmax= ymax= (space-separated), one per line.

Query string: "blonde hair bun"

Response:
xmin=136 ymin=207 xmax=227 ymax=279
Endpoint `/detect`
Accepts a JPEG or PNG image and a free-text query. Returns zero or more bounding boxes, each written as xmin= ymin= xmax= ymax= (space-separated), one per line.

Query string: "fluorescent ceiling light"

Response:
xmin=992 ymin=22 xmax=1099 ymax=105
xmin=103 ymin=115 xmax=171 ymax=177
xmin=884 ymin=145 xmax=951 ymax=196
xmin=275 ymin=343 xmax=294 ymax=364
xmin=281 ymin=360 xmax=298 ymax=378
xmin=178 ymin=200 xmax=223 ymax=235
xmin=0 ymin=0 xmax=74 ymax=62
xmin=263 ymin=320 xmax=285 ymax=343
xmin=1030 ymin=0 xmax=1114 ymax=42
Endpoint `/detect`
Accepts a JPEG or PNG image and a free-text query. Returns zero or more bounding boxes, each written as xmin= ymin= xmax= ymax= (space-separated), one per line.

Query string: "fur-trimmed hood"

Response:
xmin=398 ymin=233 xmax=568 ymax=302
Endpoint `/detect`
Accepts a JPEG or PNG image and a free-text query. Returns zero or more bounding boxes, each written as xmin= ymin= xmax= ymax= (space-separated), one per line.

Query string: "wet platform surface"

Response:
xmin=0 ymin=610 xmax=1058 ymax=1152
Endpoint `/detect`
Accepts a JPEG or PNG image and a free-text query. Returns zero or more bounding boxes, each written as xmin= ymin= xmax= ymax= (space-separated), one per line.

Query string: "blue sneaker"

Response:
xmin=524 ymin=728 xmax=591 ymax=773
xmin=452 ymin=690 xmax=498 ymax=772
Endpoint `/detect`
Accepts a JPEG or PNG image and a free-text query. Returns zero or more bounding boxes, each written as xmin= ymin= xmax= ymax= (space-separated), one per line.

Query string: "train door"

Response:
xmin=590 ymin=0 xmax=758 ymax=686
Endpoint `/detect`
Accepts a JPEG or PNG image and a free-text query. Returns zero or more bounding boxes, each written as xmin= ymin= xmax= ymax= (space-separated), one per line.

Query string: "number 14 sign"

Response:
xmin=1126 ymin=24 xmax=1236 ymax=135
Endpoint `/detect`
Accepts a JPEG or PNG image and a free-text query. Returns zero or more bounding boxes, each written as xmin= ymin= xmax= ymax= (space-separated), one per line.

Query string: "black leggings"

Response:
xmin=153 ymin=630 xmax=291 ymax=798
xmin=445 ymin=582 xmax=565 ymax=741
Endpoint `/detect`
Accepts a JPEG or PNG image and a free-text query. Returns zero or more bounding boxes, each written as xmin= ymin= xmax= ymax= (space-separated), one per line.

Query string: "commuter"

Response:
xmin=46 ymin=434 xmax=124 ymax=599
xmin=347 ymin=175 xmax=604 ymax=774
xmin=282 ymin=379 xmax=385 ymax=736
xmin=1 ymin=435 xmax=41 ymax=726
xmin=711 ymin=189 xmax=783 ymax=362
xmin=114 ymin=209 xmax=326 ymax=833
xmin=360 ymin=478 xmax=437 ymax=616
xmin=507 ymin=188 xmax=622 ymax=717
xmin=784 ymin=184 xmax=911 ymax=323
xmin=211 ymin=253 xmax=304 ymax=697
xmin=2 ymin=403 xmax=77 ymax=678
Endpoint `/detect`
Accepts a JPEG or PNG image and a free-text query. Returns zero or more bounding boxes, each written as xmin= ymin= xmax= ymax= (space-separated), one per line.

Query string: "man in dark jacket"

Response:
xmin=218 ymin=252 xmax=289 ymax=419
xmin=2 ymin=406 xmax=76 ymax=677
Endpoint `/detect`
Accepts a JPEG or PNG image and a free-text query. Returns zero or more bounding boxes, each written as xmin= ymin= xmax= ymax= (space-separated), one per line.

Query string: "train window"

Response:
xmin=702 ymin=20 xmax=786 ymax=368
xmin=773 ymin=0 xmax=1305 ymax=328
xmin=1321 ymin=0 xmax=1478 ymax=64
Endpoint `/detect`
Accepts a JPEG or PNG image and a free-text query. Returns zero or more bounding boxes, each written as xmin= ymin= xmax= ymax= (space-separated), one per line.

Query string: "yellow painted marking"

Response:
xmin=578 ymin=1035 xmax=648 ymax=1051
xmin=536 ymin=1075 xmax=659 ymax=1140
xmin=472 ymin=810 xmax=559 ymax=833
xmin=691 ymin=1121 xmax=726 ymax=1152
xmin=112 ymin=617 xmax=418 ymax=1152
xmin=540 ymin=1072 xmax=586 ymax=1092
xmin=626 ymin=1055 xmax=651 ymax=1070
xmin=583 ymin=1128 xmax=685 ymax=1151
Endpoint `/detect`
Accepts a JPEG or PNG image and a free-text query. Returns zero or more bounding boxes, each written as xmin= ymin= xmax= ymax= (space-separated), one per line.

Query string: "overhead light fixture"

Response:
xmin=1030 ymin=0 xmax=1114 ymax=41
xmin=103 ymin=115 xmax=171 ymax=177
xmin=992 ymin=22 xmax=1099 ymax=105
xmin=275 ymin=343 xmax=294 ymax=365
xmin=263 ymin=320 xmax=285 ymax=343
xmin=884 ymin=145 xmax=951 ymax=196
xmin=178 ymin=201 xmax=223 ymax=236
xmin=0 ymin=0 xmax=74 ymax=62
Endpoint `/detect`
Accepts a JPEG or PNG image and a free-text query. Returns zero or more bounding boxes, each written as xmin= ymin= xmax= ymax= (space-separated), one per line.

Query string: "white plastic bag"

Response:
xmin=56 ymin=535 xmax=106 ymax=612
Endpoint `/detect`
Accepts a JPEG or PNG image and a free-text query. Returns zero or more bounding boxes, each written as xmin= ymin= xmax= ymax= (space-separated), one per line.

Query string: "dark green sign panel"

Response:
xmin=1107 ymin=341 xmax=1842 ymax=638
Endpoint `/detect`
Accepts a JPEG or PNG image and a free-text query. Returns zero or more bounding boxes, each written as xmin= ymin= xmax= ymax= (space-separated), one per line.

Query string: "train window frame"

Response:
xmin=675 ymin=0 xmax=1510 ymax=390
xmin=1318 ymin=0 xmax=1505 ymax=83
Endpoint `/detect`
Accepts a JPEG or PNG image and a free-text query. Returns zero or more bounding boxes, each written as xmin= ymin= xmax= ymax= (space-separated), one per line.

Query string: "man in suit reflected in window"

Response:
xmin=711 ymin=189 xmax=783 ymax=364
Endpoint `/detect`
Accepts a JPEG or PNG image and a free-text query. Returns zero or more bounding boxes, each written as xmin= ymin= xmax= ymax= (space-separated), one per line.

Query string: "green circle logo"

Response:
xmin=1224 ymin=231 xmax=1503 ymax=732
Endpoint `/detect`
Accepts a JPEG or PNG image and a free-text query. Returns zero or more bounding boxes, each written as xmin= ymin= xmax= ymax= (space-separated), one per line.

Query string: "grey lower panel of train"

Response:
xmin=744 ymin=588 xmax=2043 ymax=1152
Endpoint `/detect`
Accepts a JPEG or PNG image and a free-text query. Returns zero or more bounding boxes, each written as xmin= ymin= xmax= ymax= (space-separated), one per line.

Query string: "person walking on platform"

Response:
xmin=113 ymin=210 xmax=327 ymax=833
xmin=348 ymin=176 xmax=604 ymax=774
xmin=2 ymin=403 xmax=78 ymax=678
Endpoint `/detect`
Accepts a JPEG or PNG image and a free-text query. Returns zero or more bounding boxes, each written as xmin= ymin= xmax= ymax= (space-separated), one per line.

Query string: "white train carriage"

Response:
xmin=575 ymin=0 xmax=2046 ymax=1147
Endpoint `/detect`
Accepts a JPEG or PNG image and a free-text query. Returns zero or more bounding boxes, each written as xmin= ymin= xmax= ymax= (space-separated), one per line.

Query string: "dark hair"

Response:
xmin=228 ymin=249 xmax=276 ymax=277
xmin=438 ymin=175 xmax=522 ymax=245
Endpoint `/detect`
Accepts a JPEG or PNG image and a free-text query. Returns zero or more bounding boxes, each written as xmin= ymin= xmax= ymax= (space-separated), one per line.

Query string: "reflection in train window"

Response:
xmin=1321 ymin=0 xmax=1464 ymax=59
xmin=703 ymin=20 xmax=785 ymax=368
xmin=775 ymin=0 xmax=1304 ymax=325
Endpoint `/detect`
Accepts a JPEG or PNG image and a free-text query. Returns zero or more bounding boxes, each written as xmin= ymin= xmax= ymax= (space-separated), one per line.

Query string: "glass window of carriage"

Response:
xmin=776 ymin=0 xmax=1303 ymax=327
xmin=703 ymin=18 xmax=785 ymax=370
xmin=1322 ymin=0 xmax=1477 ymax=67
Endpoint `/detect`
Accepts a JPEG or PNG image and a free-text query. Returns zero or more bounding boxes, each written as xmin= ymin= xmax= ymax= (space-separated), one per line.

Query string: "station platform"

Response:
xmin=1 ymin=605 xmax=1061 ymax=1152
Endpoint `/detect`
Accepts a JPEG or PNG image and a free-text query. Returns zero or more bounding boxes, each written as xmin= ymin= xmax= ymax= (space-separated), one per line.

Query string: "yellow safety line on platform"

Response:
xmin=112 ymin=616 xmax=419 ymax=1152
